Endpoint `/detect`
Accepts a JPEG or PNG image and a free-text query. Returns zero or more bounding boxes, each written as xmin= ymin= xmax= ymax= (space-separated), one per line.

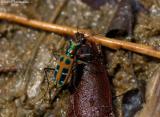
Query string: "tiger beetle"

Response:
xmin=44 ymin=32 xmax=92 ymax=99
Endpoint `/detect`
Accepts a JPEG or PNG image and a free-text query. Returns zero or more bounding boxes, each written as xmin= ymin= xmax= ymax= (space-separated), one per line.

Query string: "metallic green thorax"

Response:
xmin=65 ymin=41 xmax=80 ymax=58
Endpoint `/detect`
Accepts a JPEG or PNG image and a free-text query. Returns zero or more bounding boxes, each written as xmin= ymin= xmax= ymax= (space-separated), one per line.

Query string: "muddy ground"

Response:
xmin=0 ymin=0 xmax=160 ymax=117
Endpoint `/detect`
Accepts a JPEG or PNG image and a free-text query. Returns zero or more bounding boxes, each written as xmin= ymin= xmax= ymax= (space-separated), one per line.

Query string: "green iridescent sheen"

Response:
xmin=66 ymin=41 xmax=80 ymax=57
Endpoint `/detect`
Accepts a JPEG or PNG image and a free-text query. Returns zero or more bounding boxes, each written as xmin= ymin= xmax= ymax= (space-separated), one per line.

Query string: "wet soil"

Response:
xmin=0 ymin=0 xmax=160 ymax=117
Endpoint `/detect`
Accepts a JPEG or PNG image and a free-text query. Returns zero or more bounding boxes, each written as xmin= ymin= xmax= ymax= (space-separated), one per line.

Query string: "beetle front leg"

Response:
xmin=43 ymin=67 xmax=55 ymax=102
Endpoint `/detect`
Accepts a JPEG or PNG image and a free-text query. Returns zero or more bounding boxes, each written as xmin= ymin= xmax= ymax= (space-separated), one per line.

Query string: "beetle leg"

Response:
xmin=44 ymin=67 xmax=55 ymax=72
xmin=50 ymin=88 xmax=62 ymax=104
xmin=43 ymin=67 xmax=55 ymax=102
xmin=44 ymin=68 xmax=55 ymax=87
xmin=78 ymin=53 xmax=92 ymax=58
xmin=76 ymin=53 xmax=93 ymax=64
xmin=78 ymin=53 xmax=92 ymax=59
xmin=77 ymin=59 xmax=87 ymax=64
xmin=77 ymin=52 xmax=94 ymax=63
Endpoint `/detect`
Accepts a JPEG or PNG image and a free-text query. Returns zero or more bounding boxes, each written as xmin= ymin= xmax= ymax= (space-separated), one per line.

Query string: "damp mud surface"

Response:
xmin=0 ymin=0 xmax=160 ymax=117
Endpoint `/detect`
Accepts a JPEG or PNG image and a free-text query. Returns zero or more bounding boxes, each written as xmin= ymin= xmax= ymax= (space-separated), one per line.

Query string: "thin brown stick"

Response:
xmin=0 ymin=12 xmax=160 ymax=59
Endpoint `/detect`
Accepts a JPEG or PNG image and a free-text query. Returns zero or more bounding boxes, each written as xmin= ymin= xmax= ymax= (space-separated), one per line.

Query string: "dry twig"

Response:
xmin=0 ymin=12 xmax=160 ymax=59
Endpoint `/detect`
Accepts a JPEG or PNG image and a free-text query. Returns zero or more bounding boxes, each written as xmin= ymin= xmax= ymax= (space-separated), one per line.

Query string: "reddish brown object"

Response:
xmin=0 ymin=66 xmax=17 ymax=73
xmin=0 ymin=13 xmax=160 ymax=59
xmin=67 ymin=42 xmax=113 ymax=117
